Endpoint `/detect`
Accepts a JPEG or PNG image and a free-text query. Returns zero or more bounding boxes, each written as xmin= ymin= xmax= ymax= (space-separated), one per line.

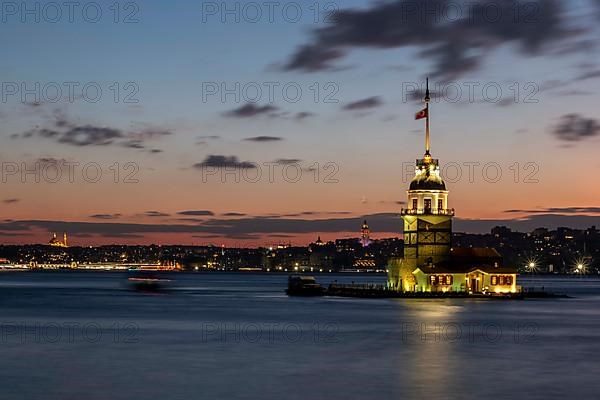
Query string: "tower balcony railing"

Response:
xmin=401 ymin=208 xmax=455 ymax=216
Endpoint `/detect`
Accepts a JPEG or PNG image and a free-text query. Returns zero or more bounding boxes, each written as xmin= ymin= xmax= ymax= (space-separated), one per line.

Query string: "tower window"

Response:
xmin=424 ymin=199 xmax=432 ymax=211
xmin=412 ymin=199 xmax=418 ymax=210
xmin=438 ymin=199 xmax=443 ymax=211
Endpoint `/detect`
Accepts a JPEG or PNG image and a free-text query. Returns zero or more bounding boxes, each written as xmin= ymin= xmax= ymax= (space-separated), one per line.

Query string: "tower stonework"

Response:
xmin=397 ymin=156 xmax=453 ymax=291
xmin=388 ymin=79 xmax=454 ymax=291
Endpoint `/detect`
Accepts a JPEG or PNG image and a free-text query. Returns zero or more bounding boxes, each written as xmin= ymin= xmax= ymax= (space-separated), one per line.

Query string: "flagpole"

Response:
xmin=425 ymin=102 xmax=430 ymax=155
xmin=425 ymin=78 xmax=430 ymax=156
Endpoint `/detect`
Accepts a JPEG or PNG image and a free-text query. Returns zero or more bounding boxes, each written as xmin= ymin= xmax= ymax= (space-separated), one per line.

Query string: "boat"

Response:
xmin=286 ymin=275 xmax=325 ymax=296
xmin=127 ymin=273 xmax=173 ymax=292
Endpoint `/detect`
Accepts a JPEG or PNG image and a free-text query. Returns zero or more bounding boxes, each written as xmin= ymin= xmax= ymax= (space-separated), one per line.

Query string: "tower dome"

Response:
xmin=409 ymin=158 xmax=446 ymax=191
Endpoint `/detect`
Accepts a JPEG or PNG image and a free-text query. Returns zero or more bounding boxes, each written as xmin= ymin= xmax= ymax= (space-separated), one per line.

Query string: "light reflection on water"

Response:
xmin=0 ymin=272 xmax=599 ymax=400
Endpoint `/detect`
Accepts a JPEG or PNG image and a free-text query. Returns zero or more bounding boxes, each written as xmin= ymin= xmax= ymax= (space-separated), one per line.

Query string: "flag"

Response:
xmin=415 ymin=108 xmax=428 ymax=120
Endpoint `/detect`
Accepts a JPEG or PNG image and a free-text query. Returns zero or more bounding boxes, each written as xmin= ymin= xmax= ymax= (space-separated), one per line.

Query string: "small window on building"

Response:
xmin=445 ymin=275 xmax=452 ymax=285
xmin=424 ymin=199 xmax=432 ymax=211
xmin=491 ymin=276 xmax=497 ymax=285
xmin=438 ymin=199 xmax=443 ymax=211
xmin=430 ymin=275 xmax=436 ymax=285
xmin=412 ymin=199 xmax=418 ymax=210
xmin=507 ymin=276 xmax=513 ymax=285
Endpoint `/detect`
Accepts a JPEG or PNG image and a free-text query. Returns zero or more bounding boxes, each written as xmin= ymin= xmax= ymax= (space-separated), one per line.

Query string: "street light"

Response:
xmin=525 ymin=260 xmax=538 ymax=273
xmin=524 ymin=259 xmax=539 ymax=290
xmin=574 ymin=258 xmax=588 ymax=275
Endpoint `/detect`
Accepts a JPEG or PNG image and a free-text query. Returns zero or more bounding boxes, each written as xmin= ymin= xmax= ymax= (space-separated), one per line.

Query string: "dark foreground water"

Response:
xmin=1 ymin=272 xmax=599 ymax=400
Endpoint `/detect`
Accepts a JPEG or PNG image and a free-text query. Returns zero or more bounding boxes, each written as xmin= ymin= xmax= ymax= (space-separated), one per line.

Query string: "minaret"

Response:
xmin=393 ymin=79 xmax=454 ymax=291
xmin=63 ymin=232 xmax=68 ymax=247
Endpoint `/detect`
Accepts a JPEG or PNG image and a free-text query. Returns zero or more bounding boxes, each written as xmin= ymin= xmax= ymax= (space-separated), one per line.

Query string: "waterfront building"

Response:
xmin=387 ymin=80 xmax=518 ymax=294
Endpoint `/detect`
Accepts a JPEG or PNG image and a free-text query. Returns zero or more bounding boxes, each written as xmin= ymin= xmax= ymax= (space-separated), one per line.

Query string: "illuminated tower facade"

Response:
xmin=389 ymin=79 xmax=454 ymax=291
xmin=360 ymin=220 xmax=371 ymax=247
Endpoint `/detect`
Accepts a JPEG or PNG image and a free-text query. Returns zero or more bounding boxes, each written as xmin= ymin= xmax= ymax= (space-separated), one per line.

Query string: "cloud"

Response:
xmin=196 ymin=135 xmax=221 ymax=146
xmin=123 ymin=127 xmax=174 ymax=149
xmin=379 ymin=200 xmax=406 ymax=206
xmin=454 ymin=214 xmax=600 ymax=233
xmin=193 ymin=155 xmax=256 ymax=169
xmin=222 ymin=212 xmax=247 ymax=217
xmin=554 ymin=89 xmax=594 ymax=97
xmin=90 ymin=214 xmax=122 ymax=220
xmin=551 ymin=114 xmax=600 ymax=142
xmin=39 ymin=125 xmax=123 ymax=146
xmin=177 ymin=210 xmax=215 ymax=216
xmin=0 ymin=231 xmax=32 ymax=237
xmin=144 ymin=211 xmax=170 ymax=217
xmin=282 ymin=0 xmax=576 ymax=80
xmin=99 ymin=233 xmax=146 ymax=239
xmin=504 ymin=207 xmax=600 ymax=214
xmin=552 ymin=39 xmax=596 ymax=56
xmin=115 ymin=213 xmax=402 ymax=235
xmin=496 ymin=98 xmax=516 ymax=107
xmin=296 ymin=112 xmax=315 ymax=120
xmin=177 ymin=218 xmax=206 ymax=223
xmin=342 ymin=96 xmax=383 ymax=111
xmin=227 ymin=233 xmax=262 ymax=240
xmin=191 ymin=234 xmax=225 ymax=239
xmin=244 ymin=136 xmax=283 ymax=142
xmin=16 ymin=113 xmax=174 ymax=149
xmin=25 ymin=101 xmax=43 ymax=108
xmin=407 ymin=89 xmax=439 ymax=103
xmin=19 ymin=157 xmax=76 ymax=174
xmin=122 ymin=140 xmax=145 ymax=149
xmin=387 ymin=64 xmax=413 ymax=72
xmin=1 ymin=212 xmax=600 ymax=241
xmin=223 ymin=104 xmax=278 ymax=118
xmin=284 ymin=45 xmax=346 ymax=72
xmin=279 ymin=211 xmax=353 ymax=217
xmin=128 ymin=128 xmax=173 ymax=140
xmin=574 ymin=69 xmax=600 ymax=82
xmin=273 ymin=158 xmax=302 ymax=165
xmin=2 ymin=198 xmax=20 ymax=204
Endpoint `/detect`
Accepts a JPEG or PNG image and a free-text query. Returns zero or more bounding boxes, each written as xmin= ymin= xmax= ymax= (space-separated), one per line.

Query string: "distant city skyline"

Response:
xmin=1 ymin=0 xmax=600 ymax=245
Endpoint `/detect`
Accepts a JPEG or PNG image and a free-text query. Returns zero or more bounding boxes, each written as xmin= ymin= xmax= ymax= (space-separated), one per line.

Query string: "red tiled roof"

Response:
xmin=450 ymin=247 xmax=501 ymax=258
xmin=413 ymin=247 xmax=517 ymax=274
